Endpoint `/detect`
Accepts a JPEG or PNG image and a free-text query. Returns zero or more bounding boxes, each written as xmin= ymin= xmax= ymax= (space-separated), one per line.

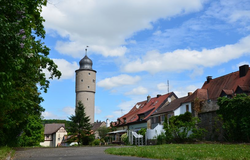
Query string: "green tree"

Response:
xmin=217 ymin=94 xmax=250 ymax=142
xmin=19 ymin=115 xmax=44 ymax=146
xmin=97 ymin=126 xmax=110 ymax=141
xmin=68 ymin=101 xmax=93 ymax=146
xmin=0 ymin=0 xmax=61 ymax=146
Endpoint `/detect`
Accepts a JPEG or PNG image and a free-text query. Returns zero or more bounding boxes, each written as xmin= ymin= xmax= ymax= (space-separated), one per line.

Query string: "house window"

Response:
xmin=161 ymin=115 xmax=165 ymax=123
xmin=186 ymin=105 xmax=189 ymax=112
xmin=167 ymin=114 xmax=172 ymax=120
xmin=58 ymin=137 xmax=60 ymax=141
xmin=139 ymin=115 xmax=145 ymax=121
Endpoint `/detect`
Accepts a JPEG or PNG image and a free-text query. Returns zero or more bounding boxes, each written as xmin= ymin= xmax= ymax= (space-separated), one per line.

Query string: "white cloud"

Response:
xmin=97 ymin=74 xmax=141 ymax=89
xmin=43 ymin=59 xmax=78 ymax=80
xmin=123 ymin=35 xmax=250 ymax=73
xmin=174 ymin=84 xmax=201 ymax=97
xmin=125 ymin=86 xmax=148 ymax=95
xmin=157 ymin=83 xmax=168 ymax=91
xmin=232 ymin=61 xmax=250 ymax=70
xmin=95 ymin=106 xmax=102 ymax=114
xmin=42 ymin=0 xmax=204 ymax=57
xmin=62 ymin=106 xmax=75 ymax=115
xmin=205 ymin=0 xmax=250 ymax=28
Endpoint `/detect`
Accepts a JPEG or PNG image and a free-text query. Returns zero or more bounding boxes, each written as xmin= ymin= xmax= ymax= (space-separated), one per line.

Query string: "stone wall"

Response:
xmin=198 ymin=111 xmax=224 ymax=141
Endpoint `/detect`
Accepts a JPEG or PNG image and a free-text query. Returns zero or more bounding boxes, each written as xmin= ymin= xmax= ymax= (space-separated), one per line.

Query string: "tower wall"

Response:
xmin=75 ymin=69 xmax=96 ymax=123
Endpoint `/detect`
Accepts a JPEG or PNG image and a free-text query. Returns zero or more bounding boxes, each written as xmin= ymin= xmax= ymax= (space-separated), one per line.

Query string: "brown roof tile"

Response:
xmin=44 ymin=123 xmax=65 ymax=135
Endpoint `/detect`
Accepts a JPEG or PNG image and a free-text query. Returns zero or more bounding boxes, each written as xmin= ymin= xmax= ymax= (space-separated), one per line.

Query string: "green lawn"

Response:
xmin=0 ymin=147 xmax=14 ymax=160
xmin=105 ymin=144 xmax=250 ymax=160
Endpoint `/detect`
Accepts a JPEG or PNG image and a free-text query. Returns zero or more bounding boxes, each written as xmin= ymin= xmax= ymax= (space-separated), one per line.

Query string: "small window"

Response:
xmin=87 ymin=98 xmax=88 ymax=100
xmin=186 ymin=105 xmax=189 ymax=112
xmin=81 ymin=79 xmax=83 ymax=82
xmin=88 ymin=73 xmax=90 ymax=75
xmin=58 ymin=137 xmax=60 ymax=141
xmin=93 ymin=79 xmax=95 ymax=83
xmin=88 ymin=86 xmax=90 ymax=88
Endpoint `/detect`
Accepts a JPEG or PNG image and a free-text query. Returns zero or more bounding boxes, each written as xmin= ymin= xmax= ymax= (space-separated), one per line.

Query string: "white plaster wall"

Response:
xmin=146 ymin=124 xmax=165 ymax=139
xmin=174 ymin=102 xmax=192 ymax=116
xmin=55 ymin=127 xmax=67 ymax=147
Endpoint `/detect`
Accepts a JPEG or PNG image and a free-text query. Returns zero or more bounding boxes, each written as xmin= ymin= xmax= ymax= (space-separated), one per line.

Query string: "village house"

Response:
xmin=109 ymin=92 xmax=177 ymax=143
xmin=92 ymin=120 xmax=106 ymax=139
xmin=40 ymin=123 xmax=67 ymax=147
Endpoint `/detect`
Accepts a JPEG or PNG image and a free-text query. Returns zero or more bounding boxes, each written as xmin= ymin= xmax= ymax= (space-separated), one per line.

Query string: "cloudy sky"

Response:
xmin=41 ymin=0 xmax=250 ymax=122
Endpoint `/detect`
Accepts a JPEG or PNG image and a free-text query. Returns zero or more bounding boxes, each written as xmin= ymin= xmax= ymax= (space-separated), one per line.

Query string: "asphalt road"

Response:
xmin=14 ymin=146 xmax=155 ymax=160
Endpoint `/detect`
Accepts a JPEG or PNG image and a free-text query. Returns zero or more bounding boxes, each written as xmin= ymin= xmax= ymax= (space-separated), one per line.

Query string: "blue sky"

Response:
xmin=41 ymin=0 xmax=250 ymax=122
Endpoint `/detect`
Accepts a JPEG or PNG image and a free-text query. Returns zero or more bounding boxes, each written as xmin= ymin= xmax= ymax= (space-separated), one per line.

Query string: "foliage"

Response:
xmin=18 ymin=115 xmax=44 ymax=147
xmin=138 ymin=128 xmax=146 ymax=136
xmin=0 ymin=0 xmax=61 ymax=146
xmin=121 ymin=133 xmax=129 ymax=145
xmin=68 ymin=101 xmax=93 ymax=146
xmin=105 ymin=144 xmax=250 ymax=160
xmin=156 ymin=132 xmax=166 ymax=145
xmin=217 ymin=94 xmax=250 ymax=142
xmin=163 ymin=112 xmax=206 ymax=143
xmin=110 ymin=122 xmax=116 ymax=131
xmin=91 ymin=139 xmax=101 ymax=146
xmin=0 ymin=146 xmax=14 ymax=160
xmin=97 ymin=126 xmax=110 ymax=141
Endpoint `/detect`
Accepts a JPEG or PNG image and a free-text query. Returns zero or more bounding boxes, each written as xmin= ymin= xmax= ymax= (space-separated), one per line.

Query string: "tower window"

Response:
xmin=88 ymin=86 xmax=90 ymax=88
xmin=81 ymin=79 xmax=83 ymax=82
xmin=93 ymin=79 xmax=95 ymax=83
xmin=87 ymin=98 xmax=88 ymax=100
xmin=88 ymin=73 xmax=90 ymax=75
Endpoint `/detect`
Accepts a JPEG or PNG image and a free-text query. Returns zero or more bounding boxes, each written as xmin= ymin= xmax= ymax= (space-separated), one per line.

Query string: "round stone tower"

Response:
xmin=75 ymin=48 xmax=96 ymax=123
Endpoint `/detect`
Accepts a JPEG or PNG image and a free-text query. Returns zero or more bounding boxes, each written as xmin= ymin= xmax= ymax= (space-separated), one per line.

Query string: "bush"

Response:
xmin=121 ymin=133 xmax=129 ymax=145
xmin=156 ymin=132 xmax=166 ymax=145
xmin=163 ymin=112 xmax=206 ymax=143
xmin=91 ymin=139 xmax=101 ymax=146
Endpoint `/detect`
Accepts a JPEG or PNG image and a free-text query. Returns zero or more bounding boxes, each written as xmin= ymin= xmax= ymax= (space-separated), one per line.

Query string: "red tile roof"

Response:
xmin=183 ymin=89 xmax=208 ymax=103
xmin=115 ymin=92 xmax=177 ymax=126
xmin=153 ymin=96 xmax=188 ymax=115
xmin=202 ymin=66 xmax=250 ymax=100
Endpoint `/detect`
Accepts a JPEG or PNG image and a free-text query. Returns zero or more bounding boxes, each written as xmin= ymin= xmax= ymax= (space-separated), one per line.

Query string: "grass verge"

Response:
xmin=0 ymin=146 xmax=14 ymax=160
xmin=105 ymin=144 xmax=250 ymax=160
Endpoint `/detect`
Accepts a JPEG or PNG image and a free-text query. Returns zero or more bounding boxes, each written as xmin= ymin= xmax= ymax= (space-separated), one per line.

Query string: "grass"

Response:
xmin=0 ymin=146 xmax=14 ymax=160
xmin=105 ymin=144 xmax=250 ymax=160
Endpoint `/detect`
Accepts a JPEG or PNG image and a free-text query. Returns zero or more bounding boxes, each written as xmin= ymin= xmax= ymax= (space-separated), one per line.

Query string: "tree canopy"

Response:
xmin=217 ymin=94 xmax=250 ymax=142
xmin=0 ymin=0 xmax=61 ymax=146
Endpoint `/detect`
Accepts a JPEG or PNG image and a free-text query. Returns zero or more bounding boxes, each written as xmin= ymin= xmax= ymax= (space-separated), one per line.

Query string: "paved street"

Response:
xmin=14 ymin=146 xmax=154 ymax=160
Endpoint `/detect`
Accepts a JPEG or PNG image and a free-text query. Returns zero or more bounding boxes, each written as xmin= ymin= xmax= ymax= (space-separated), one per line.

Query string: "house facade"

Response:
xmin=108 ymin=92 xmax=177 ymax=143
xmin=40 ymin=123 xmax=67 ymax=147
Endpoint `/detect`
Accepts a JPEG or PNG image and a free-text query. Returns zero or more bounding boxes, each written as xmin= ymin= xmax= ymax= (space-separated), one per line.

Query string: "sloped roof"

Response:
xmin=201 ymin=67 xmax=250 ymax=100
xmin=183 ymin=89 xmax=208 ymax=103
xmin=92 ymin=121 xmax=106 ymax=131
xmin=44 ymin=123 xmax=65 ymax=135
xmin=116 ymin=92 xmax=177 ymax=125
xmin=152 ymin=96 xmax=188 ymax=115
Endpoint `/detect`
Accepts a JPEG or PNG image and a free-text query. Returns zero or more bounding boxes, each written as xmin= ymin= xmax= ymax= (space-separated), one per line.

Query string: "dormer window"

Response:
xmin=123 ymin=118 xmax=126 ymax=123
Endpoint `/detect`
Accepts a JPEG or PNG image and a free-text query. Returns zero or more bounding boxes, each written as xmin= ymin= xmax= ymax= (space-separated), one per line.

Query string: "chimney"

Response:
xmin=147 ymin=95 xmax=151 ymax=102
xmin=188 ymin=92 xmax=192 ymax=96
xmin=239 ymin=64 xmax=249 ymax=77
xmin=157 ymin=94 xmax=161 ymax=98
xmin=206 ymin=76 xmax=212 ymax=83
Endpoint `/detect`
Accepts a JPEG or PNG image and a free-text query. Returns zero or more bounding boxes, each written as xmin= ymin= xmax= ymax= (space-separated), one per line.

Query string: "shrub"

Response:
xmin=163 ymin=112 xmax=206 ymax=143
xmin=156 ymin=132 xmax=166 ymax=145
xmin=91 ymin=139 xmax=100 ymax=146
xmin=121 ymin=133 xmax=129 ymax=145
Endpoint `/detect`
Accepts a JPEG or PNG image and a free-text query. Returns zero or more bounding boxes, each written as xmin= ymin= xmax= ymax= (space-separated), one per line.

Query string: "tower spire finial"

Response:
xmin=85 ymin=46 xmax=89 ymax=56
